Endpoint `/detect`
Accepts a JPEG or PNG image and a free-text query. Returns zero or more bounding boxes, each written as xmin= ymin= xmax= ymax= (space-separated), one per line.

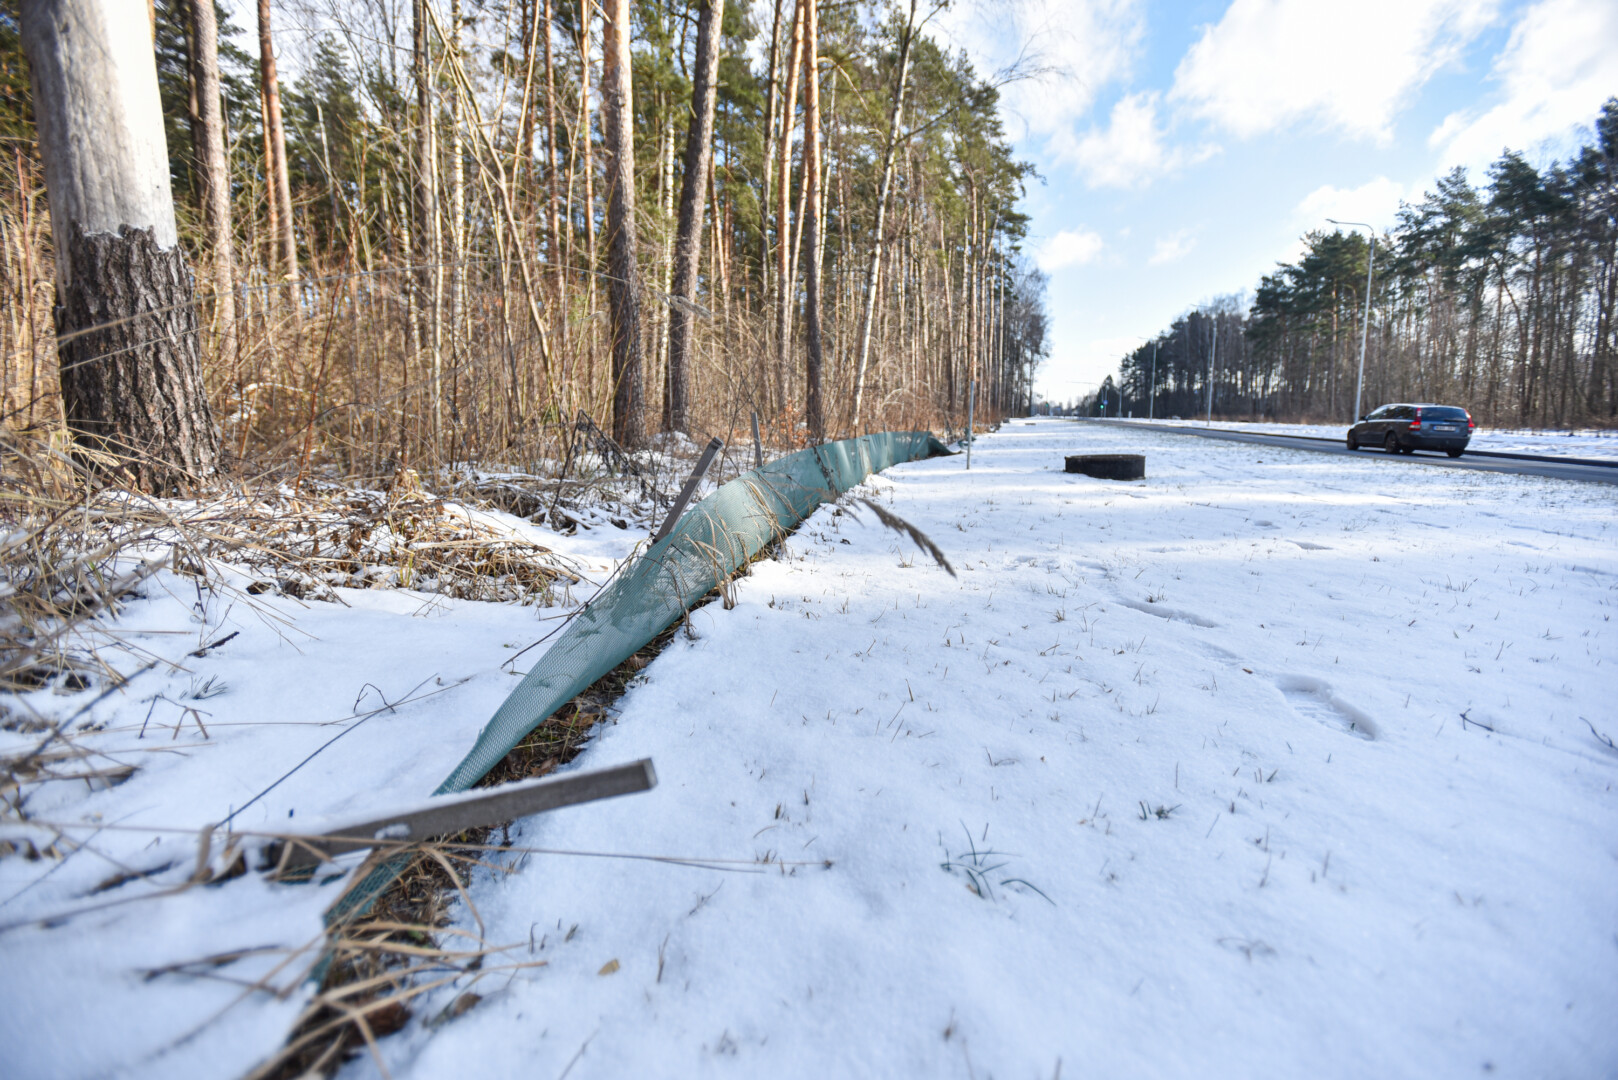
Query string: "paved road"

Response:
xmin=1084 ymin=419 xmax=1618 ymax=486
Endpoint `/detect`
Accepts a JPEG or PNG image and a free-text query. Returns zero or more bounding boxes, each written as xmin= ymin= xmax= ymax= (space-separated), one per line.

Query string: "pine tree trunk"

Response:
xmin=774 ymin=2 xmax=802 ymax=403
xmin=413 ymin=0 xmax=441 ymax=451
xmin=665 ymin=0 xmax=724 ymax=434
xmin=800 ymin=0 xmax=824 ymax=442
xmin=21 ymin=0 xmax=219 ymax=491
xmin=185 ymin=0 xmax=236 ymax=357
xmin=601 ymin=0 xmax=644 ymax=447
xmin=850 ymin=0 xmax=917 ymax=433
xmin=257 ymin=0 xmax=297 ymax=283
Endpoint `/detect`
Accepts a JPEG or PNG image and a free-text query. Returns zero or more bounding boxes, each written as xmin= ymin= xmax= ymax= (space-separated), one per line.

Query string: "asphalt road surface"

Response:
xmin=1084 ymin=419 xmax=1618 ymax=487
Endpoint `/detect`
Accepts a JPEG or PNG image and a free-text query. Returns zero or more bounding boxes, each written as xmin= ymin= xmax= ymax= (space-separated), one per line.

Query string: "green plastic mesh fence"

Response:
xmin=326 ymin=431 xmax=949 ymax=927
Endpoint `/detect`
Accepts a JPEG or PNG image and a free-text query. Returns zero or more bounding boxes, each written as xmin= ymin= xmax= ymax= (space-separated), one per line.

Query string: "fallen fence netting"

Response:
xmin=325 ymin=431 xmax=950 ymax=926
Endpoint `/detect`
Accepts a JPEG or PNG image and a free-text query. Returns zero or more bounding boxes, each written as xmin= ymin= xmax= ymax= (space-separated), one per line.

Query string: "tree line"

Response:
xmin=0 ymin=0 xmax=1049 ymax=490
xmin=1097 ymin=101 xmax=1618 ymax=429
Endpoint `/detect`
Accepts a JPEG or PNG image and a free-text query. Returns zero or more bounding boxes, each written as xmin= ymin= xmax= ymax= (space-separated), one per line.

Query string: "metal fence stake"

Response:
xmin=750 ymin=411 xmax=763 ymax=468
xmin=653 ymin=436 xmax=723 ymax=544
xmin=266 ymin=760 xmax=658 ymax=875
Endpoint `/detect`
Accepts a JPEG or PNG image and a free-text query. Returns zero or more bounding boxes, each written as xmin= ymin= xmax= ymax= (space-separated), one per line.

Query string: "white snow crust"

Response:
xmin=358 ymin=420 xmax=1618 ymax=1079
xmin=3 ymin=420 xmax=1614 ymax=1079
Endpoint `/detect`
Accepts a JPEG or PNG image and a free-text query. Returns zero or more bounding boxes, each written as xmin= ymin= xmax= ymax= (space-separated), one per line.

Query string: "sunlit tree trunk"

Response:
xmin=601 ymin=0 xmax=644 ymax=446
xmin=851 ymin=0 xmax=917 ymax=432
xmin=21 ymin=0 xmax=219 ymax=490
xmin=800 ymin=0 xmax=824 ymax=441
xmin=257 ymin=0 xmax=297 ymax=285
xmin=185 ymin=0 xmax=235 ymax=358
xmin=665 ymin=0 xmax=724 ymax=433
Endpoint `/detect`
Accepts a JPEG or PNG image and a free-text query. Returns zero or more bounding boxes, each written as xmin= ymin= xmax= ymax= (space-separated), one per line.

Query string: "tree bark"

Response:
xmin=850 ymin=0 xmax=917 ymax=432
xmin=21 ymin=0 xmax=219 ymax=490
xmin=664 ymin=0 xmax=724 ymax=434
xmin=184 ymin=0 xmax=236 ymax=357
xmin=800 ymin=0 xmax=824 ymax=442
xmin=601 ymin=0 xmax=644 ymax=447
xmin=774 ymin=0 xmax=802 ymax=399
xmin=413 ymin=0 xmax=441 ymax=450
xmin=257 ymin=0 xmax=297 ymax=283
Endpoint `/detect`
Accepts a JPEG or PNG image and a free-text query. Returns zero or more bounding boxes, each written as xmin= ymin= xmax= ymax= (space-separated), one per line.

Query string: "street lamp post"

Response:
xmin=1328 ymin=217 xmax=1377 ymax=423
xmin=1205 ymin=319 xmax=1218 ymax=426
xmin=1148 ymin=343 xmax=1158 ymax=420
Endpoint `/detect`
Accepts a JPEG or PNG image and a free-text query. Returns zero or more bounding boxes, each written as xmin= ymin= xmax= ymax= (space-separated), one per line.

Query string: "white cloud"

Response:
xmin=1035 ymin=228 xmax=1105 ymax=272
xmin=1293 ymin=177 xmax=1414 ymax=233
xmin=935 ymin=0 xmax=1145 ymax=140
xmin=1064 ymin=93 xmax=1200 ymax=188
xmin=1148 ymin=230 xmax=1196 ymax=266
xmin=1170 ymin=0 xmax=1497 ymax=142
xmin=1430 ymin=0 xmax=1618 ymax=169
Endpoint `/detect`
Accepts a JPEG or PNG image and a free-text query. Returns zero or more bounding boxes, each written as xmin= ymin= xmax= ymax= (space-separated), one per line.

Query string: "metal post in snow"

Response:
xmin=966 ymin=379 xmax=976 ymax=470
xmin=1205 ymin=320 xmax=1218 ymax=427
xmin=653 ymin=437 xmax=722 ymax=545
xmin=750 ymin=410 xmax=763 ymax=468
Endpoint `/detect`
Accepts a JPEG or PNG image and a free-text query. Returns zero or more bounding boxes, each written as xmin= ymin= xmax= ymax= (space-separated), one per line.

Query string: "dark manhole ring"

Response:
xmin=1065 ymin=453 xmax=1145 ymax=481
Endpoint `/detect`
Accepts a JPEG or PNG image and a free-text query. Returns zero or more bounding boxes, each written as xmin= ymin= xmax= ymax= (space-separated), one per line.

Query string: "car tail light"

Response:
xmin=1409 ymin=418 xmax=1422 ymax=430
xmin=1467 ymin=412 xmax=1475 ymax=430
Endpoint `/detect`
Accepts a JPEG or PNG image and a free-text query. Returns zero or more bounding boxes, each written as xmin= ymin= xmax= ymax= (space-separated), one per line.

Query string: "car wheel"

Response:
xmin=1383 ymin=433 xmax=1399 ymax=454
xmin=1447 ymin=449 xmax=1463 ymax=458
xmin=1346 ymin=434 xmax=1358 ymax=450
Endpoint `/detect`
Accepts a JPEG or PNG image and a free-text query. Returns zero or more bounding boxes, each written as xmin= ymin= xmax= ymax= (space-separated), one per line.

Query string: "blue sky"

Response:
xmin=934 ymin=0 xmax=1618 ymax=403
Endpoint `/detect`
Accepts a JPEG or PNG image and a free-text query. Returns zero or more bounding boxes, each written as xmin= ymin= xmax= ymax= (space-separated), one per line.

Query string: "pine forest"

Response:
xmin=1099 ymin=102 xmax=1618 ymax=429
xmin=0 ymin=0 xmax=1050 ymax=481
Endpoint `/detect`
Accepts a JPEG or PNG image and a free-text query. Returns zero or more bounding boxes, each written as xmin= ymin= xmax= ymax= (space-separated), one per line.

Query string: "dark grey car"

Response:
xmin=1347 ymin=403 xmax=1473 ymax=457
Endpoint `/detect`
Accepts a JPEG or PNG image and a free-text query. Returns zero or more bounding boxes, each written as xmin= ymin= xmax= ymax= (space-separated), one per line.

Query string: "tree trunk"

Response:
xmin=184 ymin=0 xmax=236 ymax=357
xmin=850 ymin=0 xmax=917 ymax=432
xmin=800 ymin=0 xmax=824 ymax=441
xmin=601 ymin=0 xmax=644 ymax=447
xmin=543 ymin=0 xmax=561 ymax=285
xmin=580 ymin=12 xmax=598 ymax=317
xmin=257 ymin=0 xmax=297 ymax=283
xmin=413 ymin=0 xmax=440 ymax=452
xmin=665 ymin=0 xmax=724 ymax=434
xmin=774 ymin=1 xmax=803 ymax=399
xmin=21 ymin=0 xmax=219 ymax=490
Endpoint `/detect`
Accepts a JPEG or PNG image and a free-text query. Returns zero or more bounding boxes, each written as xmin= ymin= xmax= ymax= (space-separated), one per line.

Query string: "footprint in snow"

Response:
xmin=1289 ymin=540 xmax=1332 ymax=551
xmin=1275 ymin=675 xmax=1376 ymax=740
xmin=1116 ymin=598 xmax=1218 ymax=628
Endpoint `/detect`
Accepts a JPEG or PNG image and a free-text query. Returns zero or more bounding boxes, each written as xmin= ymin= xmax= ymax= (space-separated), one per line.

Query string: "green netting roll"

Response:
xmin=325 ymin=431 xmax=948 ymax=929
xmin=438 ymin=430 xmax=948 ymax=792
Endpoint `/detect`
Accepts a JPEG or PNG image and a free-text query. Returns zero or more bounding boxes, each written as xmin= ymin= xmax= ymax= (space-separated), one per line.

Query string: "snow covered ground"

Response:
xmin=353 ymin=419 xmax=1617 ymax=1078
xmin=1110 ymin=416 xmax=1618 ymax=460
xmin=3 ymin=419 xmax=1615 ymax=1078
xmin=0 ymin=510 xmax=642 ymax=1079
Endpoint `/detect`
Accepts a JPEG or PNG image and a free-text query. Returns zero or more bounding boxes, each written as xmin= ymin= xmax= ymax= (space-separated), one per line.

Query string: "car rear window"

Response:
xmin=1423 ymin=407 xmax=1468 ymax=420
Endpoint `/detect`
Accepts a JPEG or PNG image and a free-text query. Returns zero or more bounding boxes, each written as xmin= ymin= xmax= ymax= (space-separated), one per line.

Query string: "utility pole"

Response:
xmin=1205 ymin=318 xmax=1218 ymax=426
xmin=1329 ymin=218 xmax=1377 ymax=422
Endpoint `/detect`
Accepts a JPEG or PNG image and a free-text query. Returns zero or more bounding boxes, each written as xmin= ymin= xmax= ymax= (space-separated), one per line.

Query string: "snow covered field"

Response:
xmin=4 ymin=419 xmax=1616 ymax=1078
xmin=1110 ymin=416 xmax=1618 ymax=460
